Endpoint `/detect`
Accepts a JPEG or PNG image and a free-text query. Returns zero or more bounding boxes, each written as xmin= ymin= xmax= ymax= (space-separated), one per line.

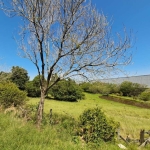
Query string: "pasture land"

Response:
xmin=29 ymin=93 xmax=150 ymax=139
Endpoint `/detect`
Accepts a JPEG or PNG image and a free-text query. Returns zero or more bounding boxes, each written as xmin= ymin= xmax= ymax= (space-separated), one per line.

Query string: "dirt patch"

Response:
xmin=100 ymin=95 xmax=150 ymax=109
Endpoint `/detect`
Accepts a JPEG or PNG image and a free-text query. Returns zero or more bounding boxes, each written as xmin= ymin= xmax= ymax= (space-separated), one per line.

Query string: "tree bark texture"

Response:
xmin=37 ymin=90 xmax=45 ymax=128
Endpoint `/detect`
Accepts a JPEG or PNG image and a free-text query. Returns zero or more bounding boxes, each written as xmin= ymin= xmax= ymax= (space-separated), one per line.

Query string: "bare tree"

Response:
xmin=0 ymin=0 xmax=132 ymax=127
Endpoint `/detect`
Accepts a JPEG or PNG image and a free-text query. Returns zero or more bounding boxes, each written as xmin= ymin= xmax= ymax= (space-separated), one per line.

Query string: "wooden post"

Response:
xmin=117 ymin=128 xmax=120 ymax=140
xmin=139 ymin=137 xmax=150 ymax=148
xmin=140 ymin=129 xmax=145 ymax=145
xmin=49 ymin=109 xmax=53 ymax=125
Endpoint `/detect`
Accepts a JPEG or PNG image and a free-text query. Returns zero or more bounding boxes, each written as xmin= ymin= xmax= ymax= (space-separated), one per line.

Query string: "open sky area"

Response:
xmin=0 ymin=0 xmax=150 ymax=80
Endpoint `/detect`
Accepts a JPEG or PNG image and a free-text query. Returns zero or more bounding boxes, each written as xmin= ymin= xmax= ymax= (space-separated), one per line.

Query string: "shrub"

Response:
xmin=0 ymin=81 xmax=27 ymax=108
xmin=79 ymin=82 xmax=91 ymax=92
xmin=119 ymin=81 xmax=146 ymax=97
xmin=88 ymin=83 xmax=102 ymax=94
xmin=50 ymin=79 xmax=84 ymax=101
xmin=77 ymin=107 xmax=119 ymax=143
xmin=0 ymin=71 xmax=11 ymax=81
xmin=107 ymin=83 xmax=120 ymax=94
xmin=80 ymin=82 xmax=119 ymax=95
xmin=139 ymin=89 xmax=150 ymax=101
xmin=119 ymin=81 xmax=133 ymax=96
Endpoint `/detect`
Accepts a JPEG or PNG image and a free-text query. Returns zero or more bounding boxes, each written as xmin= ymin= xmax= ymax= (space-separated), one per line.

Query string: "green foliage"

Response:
xmin=139 ymin=89 xmax=150 ymax=101
xmin=32 ymin=75 xmax=41 ymax=87
xmin=79 ymin=82 xmax=91 ymax=92
xmin=50 ymin=79 xmax=84 ymax=101
xmin=88 ymin=82 xmax=103 ymax=94
xmin=80 ymin=82 xmax=119 ymax=95
xmin=80 ymin=82 xmax=101 ymax=94
xmin=129 ymin=83 xmax=146 ymax=97
xmin=0 ymin=71 xmax=11 ymax=81
xmin=77 ymin=107 xmax=119 ymax=143
xmin=0 ymin=81 xmax=27 ymax=108
xmin=119 ymin=81 xmax=146 ymax=97
xmin=0 ymin=112 xmax=123 ymax=150
xmin=10 ymin=66 xmax=29 ymax=90
xmin=119 ymin=81 xmax=133 ymax=96
xmin=25 ymin=75 xmax=43 ymax=97
xmin=29 ymin=93 xmax=150 ymax=140
xmin=107 ymin=83 xmax=120 ymax=94
xmin=25 ymin=81 xmax=41 ymax=97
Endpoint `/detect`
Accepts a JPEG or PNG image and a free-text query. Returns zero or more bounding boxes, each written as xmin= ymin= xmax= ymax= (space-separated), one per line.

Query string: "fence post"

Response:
xmin=49 ymin=109 xmax=53 ymax=125
xmin=140 ymin=129 xmax=145 ymax=145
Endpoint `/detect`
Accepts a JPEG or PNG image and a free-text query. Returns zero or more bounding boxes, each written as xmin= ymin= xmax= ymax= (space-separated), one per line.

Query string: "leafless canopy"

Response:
xmin=0 ymin=0 xmax=132 ymax=87
xmin=0 ymin=0 xmax=133 ymax=127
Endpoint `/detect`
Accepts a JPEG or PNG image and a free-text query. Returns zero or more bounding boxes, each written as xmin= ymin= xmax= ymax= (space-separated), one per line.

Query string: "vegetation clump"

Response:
xmin=77 ymin=107 xmax=119 ymax=143
xmin=139 ymin=89 xmax=150 ymax=101
xmin=0 ymin=81 xmax=27 ymax=108
xmin=50 ymin=79 xmax=84 ymax=102
xmin=10 ymin=66 xmax=29 ymax=90
xmin=80 ymin=82 xmax=120 ymax=95
xmin=119 ymin=81 xmax=146 ymax=97
xmin=25 ymin=75 xmax=41 ymax=97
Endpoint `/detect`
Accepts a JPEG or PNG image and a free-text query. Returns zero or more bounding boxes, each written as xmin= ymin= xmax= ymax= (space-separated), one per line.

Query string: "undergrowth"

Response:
xmin=0 ymin=110 xmax=123 ymax=150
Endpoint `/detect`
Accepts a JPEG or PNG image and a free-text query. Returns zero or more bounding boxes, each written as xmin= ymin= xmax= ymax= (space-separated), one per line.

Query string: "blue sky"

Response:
xmin=0 ymin=0 xmax=150 ymax=79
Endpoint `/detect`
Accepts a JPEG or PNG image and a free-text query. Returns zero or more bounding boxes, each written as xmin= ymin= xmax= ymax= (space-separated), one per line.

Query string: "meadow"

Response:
xmin=0 ymin=92 xmax=150 ymax=150
xmin=29 ymin=93 xmax=150 ymax=139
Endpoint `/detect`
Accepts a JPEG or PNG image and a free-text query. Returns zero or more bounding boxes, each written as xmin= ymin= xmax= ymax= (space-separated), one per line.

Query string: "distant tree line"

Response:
xmin=80 ymin=81 xmax=149 ymax=101
xmin=0 ymin=66 xmax=84 ymax=103
xmin=0 ymin=66 xmax=150 ymax=109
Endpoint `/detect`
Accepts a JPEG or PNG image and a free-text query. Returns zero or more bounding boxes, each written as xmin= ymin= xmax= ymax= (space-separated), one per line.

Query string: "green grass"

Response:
xmin=29 ymin=93 xmax=150 ymax=138
xmin=0 ymin=112 xmax=122 ymax=150
xmin=1 ymin=92 xmax=150 ymax=150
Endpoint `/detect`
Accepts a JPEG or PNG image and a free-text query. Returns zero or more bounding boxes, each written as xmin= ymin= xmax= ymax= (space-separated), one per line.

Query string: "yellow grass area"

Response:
xmin=28 ymin=93 xmax=150 ymax=139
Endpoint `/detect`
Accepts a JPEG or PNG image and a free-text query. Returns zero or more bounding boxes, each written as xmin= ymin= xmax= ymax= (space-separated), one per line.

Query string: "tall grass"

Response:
xmin=0 ymin=113 xmax=122 ymax=150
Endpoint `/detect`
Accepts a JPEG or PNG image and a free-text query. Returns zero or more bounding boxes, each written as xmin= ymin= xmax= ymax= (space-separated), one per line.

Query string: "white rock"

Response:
xmin=118 ymin=143 xmax=127 ymax=149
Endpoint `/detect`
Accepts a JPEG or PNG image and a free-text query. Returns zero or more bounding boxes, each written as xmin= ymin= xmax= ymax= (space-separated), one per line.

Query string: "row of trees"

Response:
xmin=0 ymin=66 xmax=84 ymax=101
xmin=80 ymin=81 xmax=150 ymax=101
xmin=1 ymin=66 xmax=150 ymax=101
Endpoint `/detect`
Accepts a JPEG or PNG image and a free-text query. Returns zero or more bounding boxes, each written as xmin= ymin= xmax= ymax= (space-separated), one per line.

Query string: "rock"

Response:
xmin=118 ymin=143 xmax=127 ymax=149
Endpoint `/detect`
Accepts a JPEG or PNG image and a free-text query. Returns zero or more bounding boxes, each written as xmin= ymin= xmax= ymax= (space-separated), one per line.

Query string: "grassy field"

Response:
xmin=0 ymin=92 xmax=150 ymax=150
xmin=28 ymin=93 xmax=150 ymax=139
xmin=0 ymin=111 xmax=123 ymax=150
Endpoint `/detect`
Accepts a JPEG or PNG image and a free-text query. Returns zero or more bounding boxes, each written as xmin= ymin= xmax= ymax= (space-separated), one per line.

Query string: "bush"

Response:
xmin=119 ymin=81 xmax=146 ymax=97
xmin=119 ymin=81 xmax=133 ymax=96
xmin=79 ymin=82 xmax=92 ymax=92
xmin=77 ymin=107 xmax=119 ymax=143
xmin=50 ymin=79 xmax=84 ymax=102
xmin=80 ymin=82 xmax=119 ymax=95
xmin=107 ymin=83 xmax=120 ymax=94
xmin=139 ymin=89 xmax=150 ymax=101
xmin=0 ymin=71 xmax=11 ymax=81
xmin=0 ymin=81 xmax=27 ymax=108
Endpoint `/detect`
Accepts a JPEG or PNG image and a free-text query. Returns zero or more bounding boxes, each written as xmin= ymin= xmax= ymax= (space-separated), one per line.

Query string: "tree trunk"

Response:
xmin=36 ymin=89 xmax=45 ymax=128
